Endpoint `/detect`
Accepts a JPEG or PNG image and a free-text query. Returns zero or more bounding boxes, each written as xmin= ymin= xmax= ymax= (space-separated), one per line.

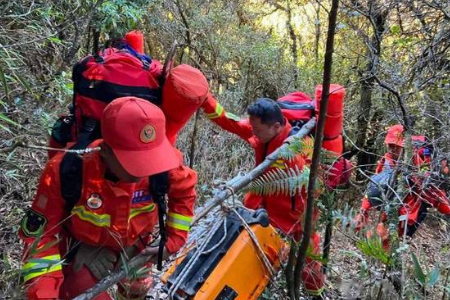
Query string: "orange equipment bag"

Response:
xmin=162 ymin=64 xmax=209 ymax=145
xmin=315 ymin=84 xmax=346 ymax=140
xmin=162 ymin=208 xmax=283 ymax=300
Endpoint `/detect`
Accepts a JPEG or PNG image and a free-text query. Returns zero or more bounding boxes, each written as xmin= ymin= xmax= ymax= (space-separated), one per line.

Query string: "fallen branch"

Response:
xmin=73 ymin=117 xmax=316 ymax=300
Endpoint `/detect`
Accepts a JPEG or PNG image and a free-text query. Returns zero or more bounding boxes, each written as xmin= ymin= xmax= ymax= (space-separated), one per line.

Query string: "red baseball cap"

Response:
xmin=101 ymin=97 xmax=180 ymax=177
xmin=384 ymin=124 xmax=404 ymax=147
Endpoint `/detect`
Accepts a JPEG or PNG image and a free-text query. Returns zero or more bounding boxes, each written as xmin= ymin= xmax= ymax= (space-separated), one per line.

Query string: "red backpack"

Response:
xmin=49 ymin=39 xmax=172 ymax=271
xmin=49 ymin=43 xmax=163 ymax=154
xmin=277 ymin=91 xmax=315 ymax=129
xmin=277 ymin=89 xmax=352 ymax=189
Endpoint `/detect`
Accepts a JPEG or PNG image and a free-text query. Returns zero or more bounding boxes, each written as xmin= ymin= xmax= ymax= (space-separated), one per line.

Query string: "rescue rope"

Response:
xmin=29 ymin=144 xmax=101 ymax=154
xmin=0 ymin=139 xmax=101 ymax=154
xmin=230 ymin=207 xmax=277 ymax=277
xmin=200 ymin=218 xmax=228 ymax=255
xmin=168 ymin=217 xmax=226 ymax=300
xmin=225 ymin=187 xmax=277 ymax=278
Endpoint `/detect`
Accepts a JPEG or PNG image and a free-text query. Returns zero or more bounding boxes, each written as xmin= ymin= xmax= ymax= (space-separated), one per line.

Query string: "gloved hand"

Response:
xmin=73 ymin=243 xmax=117 ymax=280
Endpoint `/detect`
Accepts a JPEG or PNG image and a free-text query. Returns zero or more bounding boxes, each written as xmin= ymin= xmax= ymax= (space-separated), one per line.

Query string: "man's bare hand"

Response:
xmin=141 ymin=246 xmax=170 ymax=263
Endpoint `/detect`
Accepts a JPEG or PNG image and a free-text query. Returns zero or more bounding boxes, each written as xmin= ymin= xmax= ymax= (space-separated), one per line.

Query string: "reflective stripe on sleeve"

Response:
xmin=225 ymin=112 xmax=241 ymax=121
xmin=72 ymin=205 xmax=111 ymax=227
xmin=129 ymin=203 xmax=156 ymax=221
xmin=205 ymin=103 xmax=224 ymax=119
xmin=22 ymin=254 xmax=63 ymax=282
xmin=167 ymin=212 xmax=192 ymax=231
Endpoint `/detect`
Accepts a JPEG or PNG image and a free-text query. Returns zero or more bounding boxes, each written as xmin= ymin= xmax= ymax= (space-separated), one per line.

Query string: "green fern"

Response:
xmin=245 ymin=165 xmax=310 ymax=196
xmin=278 ymin=136 xmax=338 ymax=168
xmin=356 ymin=235 xmax=392 ymax=266
xmin=278 ymin=136 xmax=314 ymax=160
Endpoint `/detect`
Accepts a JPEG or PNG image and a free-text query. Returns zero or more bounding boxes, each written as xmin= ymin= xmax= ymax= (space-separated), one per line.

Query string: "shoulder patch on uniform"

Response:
xmin=21 ymin=209 xmax=47 ymax=237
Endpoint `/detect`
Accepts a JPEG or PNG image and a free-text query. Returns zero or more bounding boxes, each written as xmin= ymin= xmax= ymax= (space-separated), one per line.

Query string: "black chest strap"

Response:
xmin=149 ymin=172 xmax=170 ymax=270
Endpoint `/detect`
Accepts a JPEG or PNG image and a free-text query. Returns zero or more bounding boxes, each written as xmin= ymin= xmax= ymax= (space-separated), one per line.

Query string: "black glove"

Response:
xmin=73 ymin=243 xmax=117 ymax=280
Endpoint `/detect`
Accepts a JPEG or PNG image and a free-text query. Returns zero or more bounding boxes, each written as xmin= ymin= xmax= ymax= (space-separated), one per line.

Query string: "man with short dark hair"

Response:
xmin=201 ymin=94 xmax=325 ymax=298
xmin=20 ymin=97 xmax=197 ymax=299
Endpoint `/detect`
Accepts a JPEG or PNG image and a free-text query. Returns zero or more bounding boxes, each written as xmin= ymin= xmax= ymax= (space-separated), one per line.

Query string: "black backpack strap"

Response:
xmin=60 ymin=118 xmax=98 ymax=212
xmin=149 ymin=171 xmax=170 ymax=270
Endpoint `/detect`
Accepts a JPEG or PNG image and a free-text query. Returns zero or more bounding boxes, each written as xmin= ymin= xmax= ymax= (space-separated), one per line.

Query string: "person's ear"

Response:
xmin=274 ymin=122 xmax=282 ymax=131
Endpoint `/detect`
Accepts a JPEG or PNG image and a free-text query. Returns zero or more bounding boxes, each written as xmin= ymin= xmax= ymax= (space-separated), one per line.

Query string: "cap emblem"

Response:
xmin=140 ymin=124 xmax=156 ymax=143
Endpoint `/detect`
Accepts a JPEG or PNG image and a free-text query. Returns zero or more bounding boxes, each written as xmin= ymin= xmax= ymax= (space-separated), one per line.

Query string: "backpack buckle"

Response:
xmin=142 ymin=59 xmax=150 ymax=70
xmin=83 ymin=118 xmax=97 ymax=133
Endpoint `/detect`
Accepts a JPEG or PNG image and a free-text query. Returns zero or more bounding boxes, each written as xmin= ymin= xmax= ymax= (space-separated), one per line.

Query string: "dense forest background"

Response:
xmin=1 ymin=0 xmax=450 ymax=299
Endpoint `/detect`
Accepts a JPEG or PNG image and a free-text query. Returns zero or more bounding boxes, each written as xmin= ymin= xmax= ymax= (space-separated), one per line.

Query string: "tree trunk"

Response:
xmin=355 ymin=5 xmax=388 ymax=178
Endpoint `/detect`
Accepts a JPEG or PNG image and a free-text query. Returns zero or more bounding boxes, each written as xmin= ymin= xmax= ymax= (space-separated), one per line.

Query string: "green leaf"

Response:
xmin=428 ymin=265 xmax=440 ymax=286
xmin=0 ymin=112 xmax=21 ymax=128
xmin=245 ymin=166 xmax=310 ymax=197
xmin=48 ymin=37 xmax=62 ymax=44
xmin=0 ymin=65 xmax=8 ymax=96
xmin=3 ymin=252 xmax=11 ymax=270
xmin=120 ymin=252 xmax=129 ymax=275
xmin=412 ymin=252 xmax=426 ymax=285
xmin=390 ymin=25 xmax=401 ymax=35
xmin=356 ymin=236 xmax=391 ymax=265
xmin=13 ymin=74 xmax=36 ymax=99
xmin=0 ymin=121 xmax=12 ymax=133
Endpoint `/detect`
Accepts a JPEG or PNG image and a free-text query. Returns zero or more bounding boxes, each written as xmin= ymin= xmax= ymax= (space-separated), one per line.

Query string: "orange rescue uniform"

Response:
xmin=19 ymin=140 xmax=197 ymax=299
xmin=201 ymin=94 xmax=324 ymax=296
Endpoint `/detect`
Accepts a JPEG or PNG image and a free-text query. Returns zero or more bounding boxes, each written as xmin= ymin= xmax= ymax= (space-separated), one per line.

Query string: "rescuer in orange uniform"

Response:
xmin=201 ymin=95 xmax=325 ymax=298
xmin=354 ymin=124 xmax=450 ymax=246
xmin=19 ymin=97 xmax=197 ymax=299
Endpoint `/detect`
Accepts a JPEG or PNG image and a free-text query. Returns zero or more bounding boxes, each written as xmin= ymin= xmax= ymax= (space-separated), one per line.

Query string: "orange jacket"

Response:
xmin=202 ymin=94 xmax=316 ymax=237
xmin=19 ymin=139 xmax=197 ymax=298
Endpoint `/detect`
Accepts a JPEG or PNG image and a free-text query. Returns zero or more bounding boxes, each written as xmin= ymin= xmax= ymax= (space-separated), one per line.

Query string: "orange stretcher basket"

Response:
xmin=162 ymin=208 xmax=284 ymax=300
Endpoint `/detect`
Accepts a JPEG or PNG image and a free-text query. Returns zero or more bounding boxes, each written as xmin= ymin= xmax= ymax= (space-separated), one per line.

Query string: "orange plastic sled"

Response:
xmin=162 ymin=208 xmax=283 ymax=300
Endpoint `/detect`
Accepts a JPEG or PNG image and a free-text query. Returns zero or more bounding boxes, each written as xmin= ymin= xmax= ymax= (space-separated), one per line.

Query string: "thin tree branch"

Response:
xmin=293 ymin=0 xmax=339 ymax=299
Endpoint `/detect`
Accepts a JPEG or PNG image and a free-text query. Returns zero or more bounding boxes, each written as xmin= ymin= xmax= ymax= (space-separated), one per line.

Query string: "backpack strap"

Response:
xmin=60 ymin=118 xmax=98 ymax=211
xmin=149 ymin=171 xmax=170 ymax=270
xmin=122 ymin=44 xmax=152 ymax=70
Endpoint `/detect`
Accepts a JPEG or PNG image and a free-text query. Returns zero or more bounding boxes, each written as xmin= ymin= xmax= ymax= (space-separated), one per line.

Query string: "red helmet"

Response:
xmin=384 ymin=124 xmax=404 ymax=147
